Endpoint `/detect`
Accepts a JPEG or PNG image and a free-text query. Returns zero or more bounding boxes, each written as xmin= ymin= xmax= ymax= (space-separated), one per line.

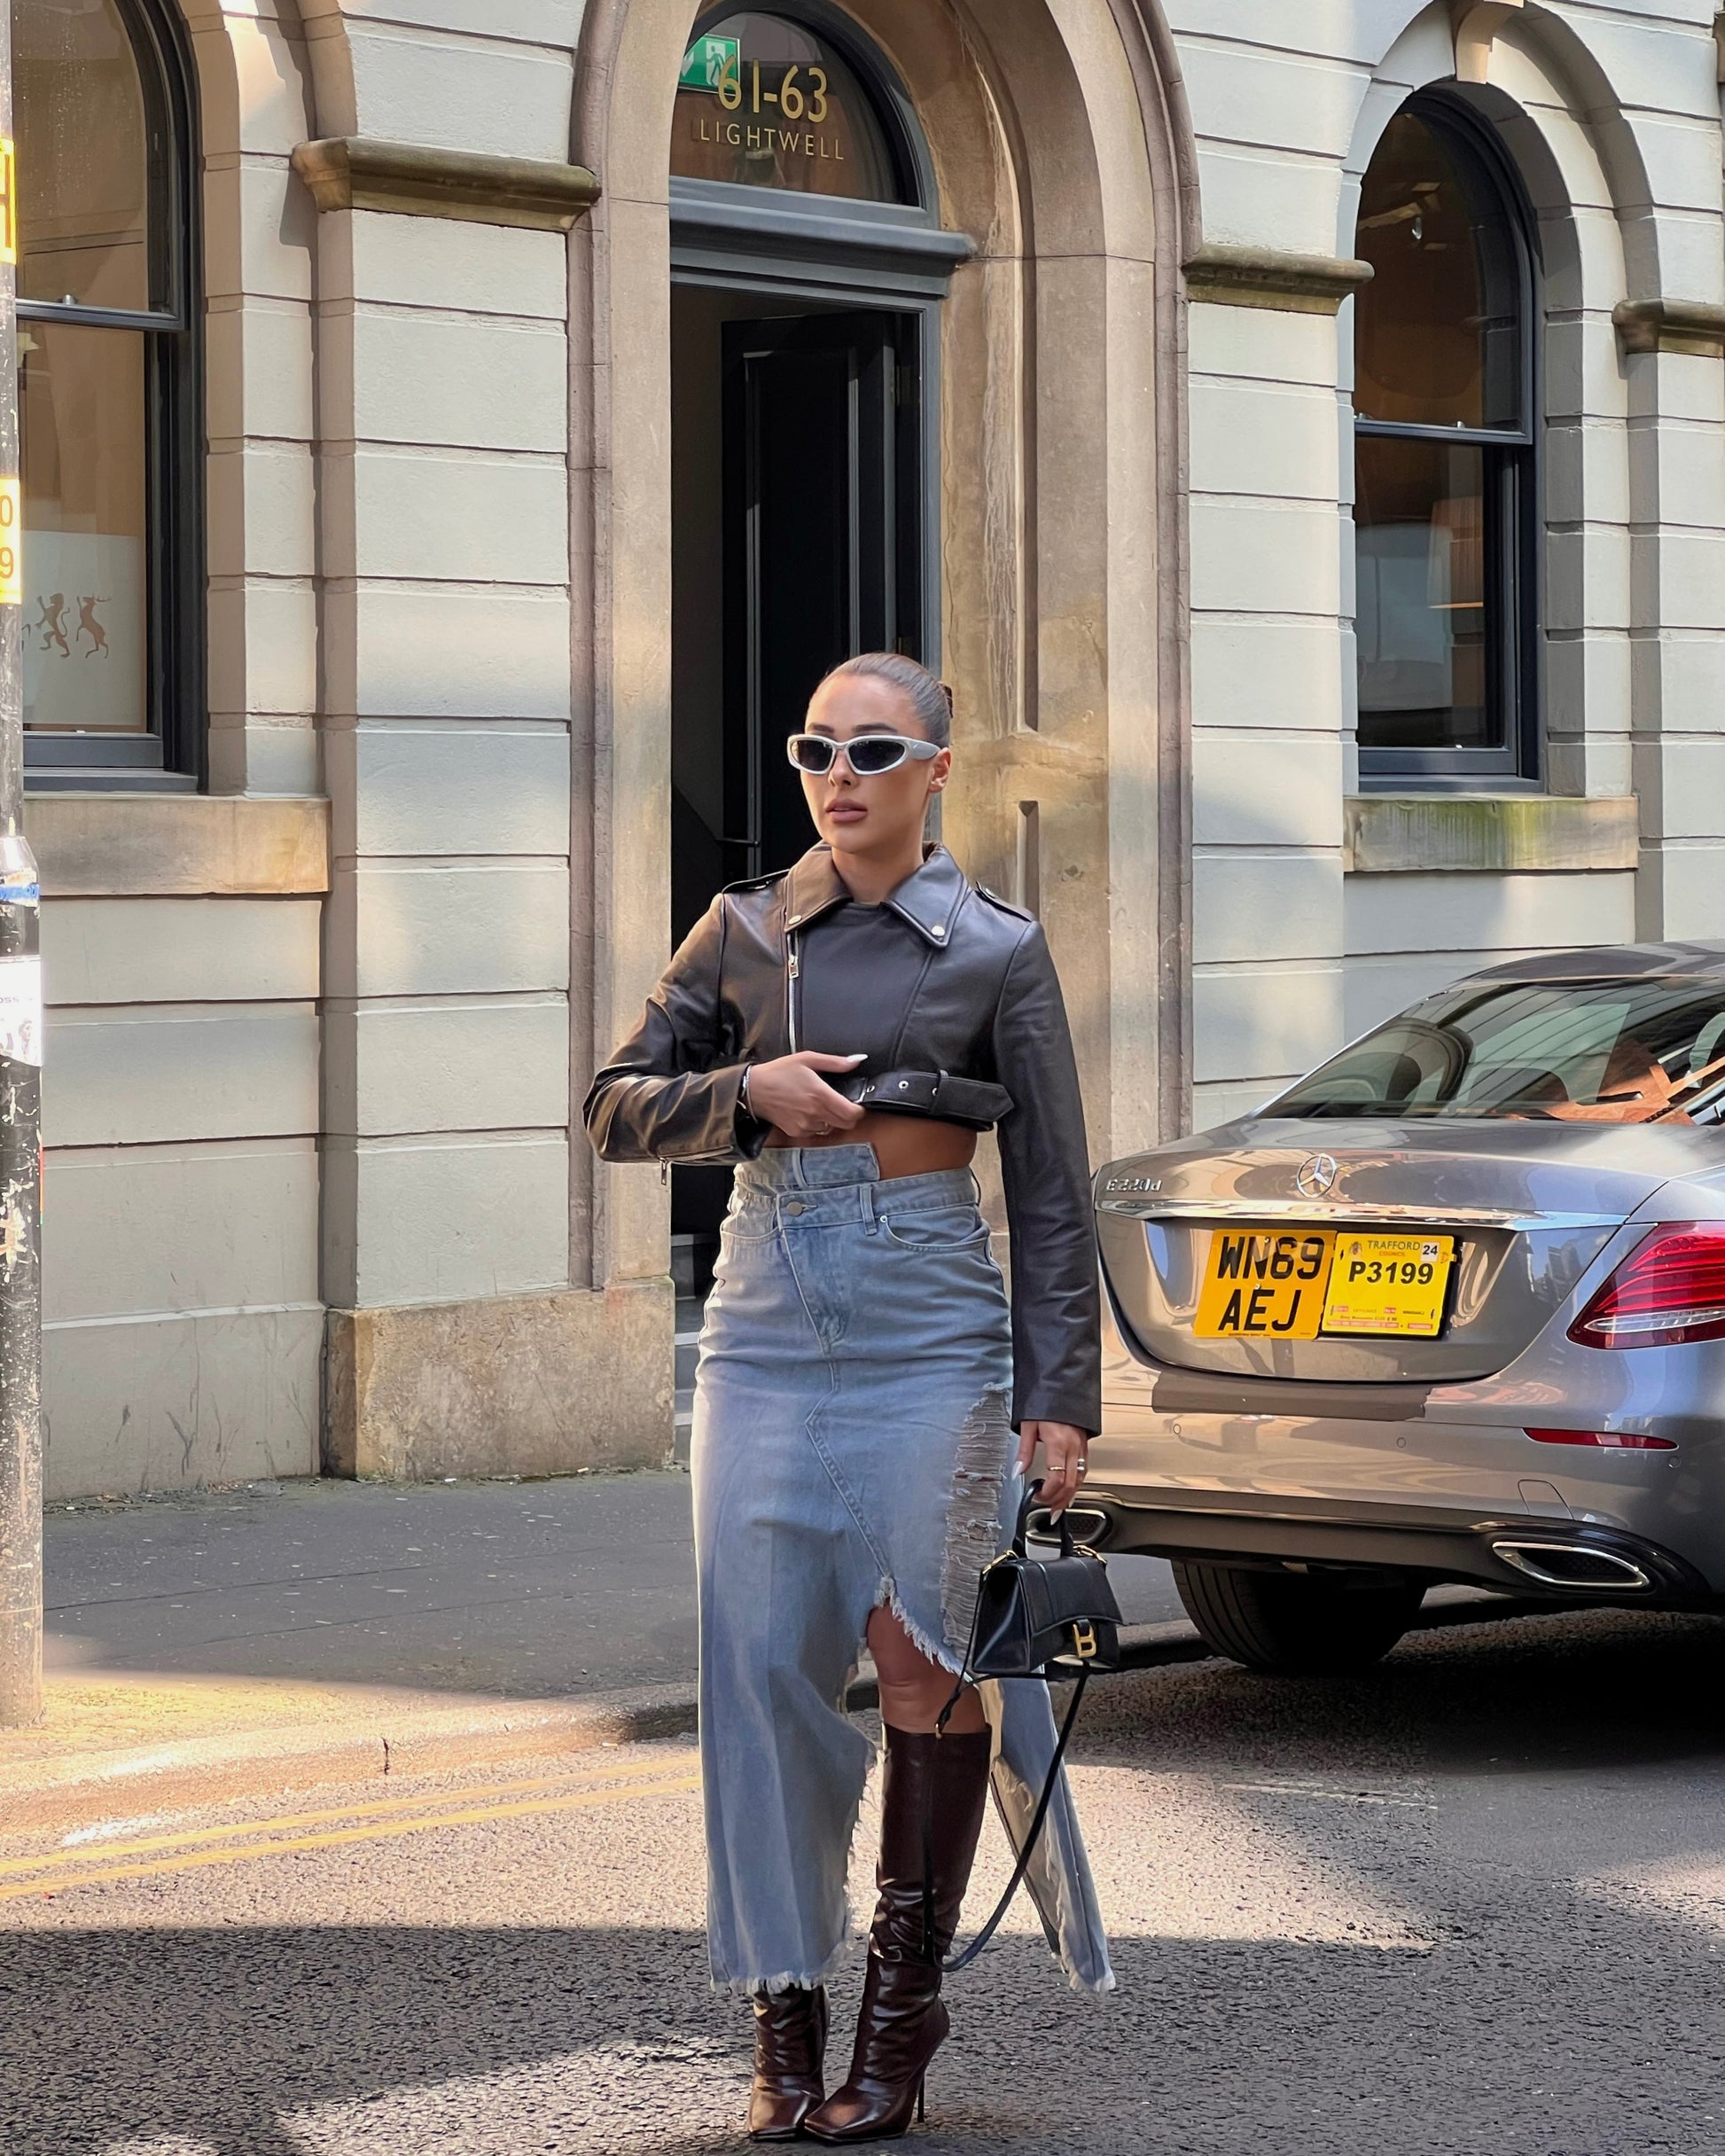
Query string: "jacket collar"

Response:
xmin=784 ymin=844 xmax=967 ymax=949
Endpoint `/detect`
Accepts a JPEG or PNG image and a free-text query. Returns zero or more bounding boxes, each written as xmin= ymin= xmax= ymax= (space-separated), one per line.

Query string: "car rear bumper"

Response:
xmin=1060 ymin=1487 xmax=1713 ymax=1602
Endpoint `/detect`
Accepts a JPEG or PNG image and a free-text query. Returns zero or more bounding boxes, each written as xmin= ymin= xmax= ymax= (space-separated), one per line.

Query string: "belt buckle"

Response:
xmin=1069 ymin=1621 xmax=1097 ymax=1661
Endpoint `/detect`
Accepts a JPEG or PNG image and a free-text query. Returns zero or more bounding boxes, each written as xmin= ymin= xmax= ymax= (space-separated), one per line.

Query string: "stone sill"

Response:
xmin=25 ymin=793 xmax=330 ymax=897
xmin=1345 ymin=795 xmax=1638 ymax=875
xmin=293 ymin=137 xmax=600 ymax=232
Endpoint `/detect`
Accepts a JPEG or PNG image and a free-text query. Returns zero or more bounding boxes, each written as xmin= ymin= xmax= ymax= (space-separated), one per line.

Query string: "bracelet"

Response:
xmin=738 ymin=1064 xmax=755 ymax=1118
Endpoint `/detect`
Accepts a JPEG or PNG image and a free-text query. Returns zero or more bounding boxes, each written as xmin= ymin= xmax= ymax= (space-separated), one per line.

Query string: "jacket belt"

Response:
xmin=838 ymin=1067 xmax=1015 ymax=1131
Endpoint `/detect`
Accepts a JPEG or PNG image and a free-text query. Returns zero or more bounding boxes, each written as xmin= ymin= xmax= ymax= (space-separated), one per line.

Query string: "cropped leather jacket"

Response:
xmin=582 ymin=844 xmax=1100 ymax=1433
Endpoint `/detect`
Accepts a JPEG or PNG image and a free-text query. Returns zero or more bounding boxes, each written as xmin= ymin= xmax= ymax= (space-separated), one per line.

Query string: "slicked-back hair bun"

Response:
xmin=817 ymin=651 xmax=952 ymax=747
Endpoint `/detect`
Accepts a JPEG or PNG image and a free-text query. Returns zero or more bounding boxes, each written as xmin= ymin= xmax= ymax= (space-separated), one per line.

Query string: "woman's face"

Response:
xmin=798 ymin=673 xmax=950 ymax=856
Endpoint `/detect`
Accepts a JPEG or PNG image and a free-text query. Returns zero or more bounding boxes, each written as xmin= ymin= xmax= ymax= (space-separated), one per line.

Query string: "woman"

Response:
xmin=584 ymin=652 xmax=1112 ymax=2144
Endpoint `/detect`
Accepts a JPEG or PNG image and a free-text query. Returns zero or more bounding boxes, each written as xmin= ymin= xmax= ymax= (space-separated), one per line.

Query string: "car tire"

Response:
xmin=1171 ymin=1561 xmax=1425 ymax=1675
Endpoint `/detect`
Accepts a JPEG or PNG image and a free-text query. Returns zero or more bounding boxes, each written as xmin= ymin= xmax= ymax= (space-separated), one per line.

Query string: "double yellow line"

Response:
xmin=1 ymin=1750 xmax=702 ymax=1903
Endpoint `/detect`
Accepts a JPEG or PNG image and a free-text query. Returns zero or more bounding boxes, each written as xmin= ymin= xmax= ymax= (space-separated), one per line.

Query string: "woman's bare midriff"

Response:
xmin=765 ymin=1110 xmax=978 ymax=1180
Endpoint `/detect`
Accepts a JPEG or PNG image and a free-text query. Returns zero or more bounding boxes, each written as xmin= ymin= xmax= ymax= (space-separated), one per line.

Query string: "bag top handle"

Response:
xmin=1011 ymin=1478 xmax=1075 ymax=1560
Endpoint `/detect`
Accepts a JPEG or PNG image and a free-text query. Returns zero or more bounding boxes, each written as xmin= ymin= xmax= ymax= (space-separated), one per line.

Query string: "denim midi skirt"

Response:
xmin=691 ymin=1143 xmax=1114 ymax=1996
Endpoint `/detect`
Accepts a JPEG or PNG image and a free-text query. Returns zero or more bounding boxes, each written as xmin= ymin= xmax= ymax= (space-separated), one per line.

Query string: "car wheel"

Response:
xmin=1171 ymin=1561 xmax=1425 ymax=1675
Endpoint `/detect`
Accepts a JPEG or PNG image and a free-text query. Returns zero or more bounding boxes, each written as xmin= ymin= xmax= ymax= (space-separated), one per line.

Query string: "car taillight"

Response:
xmin=1567 ymin=1224 xmax=1725 ymax=1349
xmin=1526 ymin=1426 xmax=1677 ymax=1450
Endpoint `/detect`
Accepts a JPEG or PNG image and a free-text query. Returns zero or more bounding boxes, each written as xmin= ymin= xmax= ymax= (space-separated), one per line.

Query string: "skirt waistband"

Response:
xmin=733 ymin=1146 xmax=980 ymax=1223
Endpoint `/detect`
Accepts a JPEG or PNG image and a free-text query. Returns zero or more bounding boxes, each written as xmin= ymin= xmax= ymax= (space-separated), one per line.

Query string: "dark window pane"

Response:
xmin=21 ymin=321 xmax=149 ymax=733
xmin=1354 ymin=110 xmax=1519 ymax=429
xmin=17 ymin=0 xmax=152 ymax=311
xmin=672 ymin=12 xmax=903 ymax=202
xmin=1355 ymin=434 xmax=1499 ymax=754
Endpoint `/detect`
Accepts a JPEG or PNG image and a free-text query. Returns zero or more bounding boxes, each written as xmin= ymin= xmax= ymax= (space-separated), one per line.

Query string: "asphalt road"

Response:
xmin=42 ymin=1473 xmax=1187 ymax=1698
xmin=7 ymin=1604 xmax=1725 ymax=2155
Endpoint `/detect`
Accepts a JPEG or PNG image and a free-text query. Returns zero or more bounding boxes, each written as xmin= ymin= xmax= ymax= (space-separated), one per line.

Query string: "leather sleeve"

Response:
xmin=582 ymin=897 xmax=772 ymax=1166
xmin=991 ymin=923 xmax=1102 ymax=1433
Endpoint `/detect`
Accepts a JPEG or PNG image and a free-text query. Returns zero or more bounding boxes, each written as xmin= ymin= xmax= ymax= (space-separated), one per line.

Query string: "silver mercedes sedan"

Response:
xmin=1079 ymin=941 xmax=1725 ymax=1674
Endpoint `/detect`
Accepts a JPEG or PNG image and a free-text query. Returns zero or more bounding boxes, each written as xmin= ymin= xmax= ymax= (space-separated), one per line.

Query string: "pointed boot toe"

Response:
xmin=801 ymin=1960 xmax=948 ymax=2144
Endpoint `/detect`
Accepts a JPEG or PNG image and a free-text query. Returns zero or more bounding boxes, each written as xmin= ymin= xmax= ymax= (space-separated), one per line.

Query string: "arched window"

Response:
xmin=672 ymin=4 xmax=919 ymax=206
xmin=1354 ymin=97 xmax=1535 ymax=783
xmin=16 ymin=0 xmax=199 ymax=783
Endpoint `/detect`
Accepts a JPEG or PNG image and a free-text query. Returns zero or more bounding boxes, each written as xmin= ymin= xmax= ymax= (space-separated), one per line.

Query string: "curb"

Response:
xmin=4 ymin=1593 xmax=1564 ymax=1834
xmin=1 ymin=1683 xmax=705 ymax=1838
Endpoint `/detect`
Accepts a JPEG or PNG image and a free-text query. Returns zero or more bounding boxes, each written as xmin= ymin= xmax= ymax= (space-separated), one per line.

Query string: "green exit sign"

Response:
xmin=679 ymin=35 xmax=740 ymax=91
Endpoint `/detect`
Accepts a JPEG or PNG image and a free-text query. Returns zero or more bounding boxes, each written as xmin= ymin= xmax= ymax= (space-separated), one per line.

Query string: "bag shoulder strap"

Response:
xmin=928 ymin=1668 xmax=1089 ymax=1975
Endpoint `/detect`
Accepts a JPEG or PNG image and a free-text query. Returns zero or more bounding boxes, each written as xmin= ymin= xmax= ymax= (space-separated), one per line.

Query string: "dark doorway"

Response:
xmin=670 ymin=289 xmax=925 ymax=1273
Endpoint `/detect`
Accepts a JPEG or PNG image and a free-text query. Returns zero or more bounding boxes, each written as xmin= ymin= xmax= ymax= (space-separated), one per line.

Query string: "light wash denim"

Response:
xmin=691 ymin=1143 xmax=1114 ymax=1996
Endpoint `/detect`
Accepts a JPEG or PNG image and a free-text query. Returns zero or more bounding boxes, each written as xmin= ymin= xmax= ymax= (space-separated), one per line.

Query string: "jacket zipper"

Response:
xmin=786 ymin=930 xmax=801 ymax=1052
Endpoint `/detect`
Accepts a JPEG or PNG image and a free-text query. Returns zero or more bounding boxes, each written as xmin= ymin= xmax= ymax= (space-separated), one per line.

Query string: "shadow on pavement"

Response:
xmin=4 ymin=1906 xmax=1724 ymax=2156
xmin=1081 ymin=1603 xmax=1725 ymax=1781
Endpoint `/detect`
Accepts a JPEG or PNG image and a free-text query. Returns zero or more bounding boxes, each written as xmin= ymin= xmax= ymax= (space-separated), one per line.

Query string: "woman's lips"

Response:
xmin=826 ymin=801 xmax=867 ymax=821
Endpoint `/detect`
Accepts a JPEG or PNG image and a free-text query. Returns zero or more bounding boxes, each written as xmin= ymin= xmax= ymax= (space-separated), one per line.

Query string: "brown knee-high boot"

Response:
xmin=749 ymin=1986 xmax=829 ymax=2141
xmin=803 ymin=1724 xmax=993 ymax=2144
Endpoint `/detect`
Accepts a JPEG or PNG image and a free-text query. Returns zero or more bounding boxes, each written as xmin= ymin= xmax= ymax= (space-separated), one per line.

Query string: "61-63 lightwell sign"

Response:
xmin=670 ymin=17 xmax=899 ymax=203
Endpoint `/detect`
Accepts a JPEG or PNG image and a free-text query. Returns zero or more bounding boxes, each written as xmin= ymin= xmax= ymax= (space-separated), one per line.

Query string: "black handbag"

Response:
xmin=931 ymin=1482 xmax=1123 ymax=1972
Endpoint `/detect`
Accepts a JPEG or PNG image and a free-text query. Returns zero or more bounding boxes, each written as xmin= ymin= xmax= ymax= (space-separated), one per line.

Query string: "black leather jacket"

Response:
xmin=583 ymin=844 xmax=1100 ymax=1433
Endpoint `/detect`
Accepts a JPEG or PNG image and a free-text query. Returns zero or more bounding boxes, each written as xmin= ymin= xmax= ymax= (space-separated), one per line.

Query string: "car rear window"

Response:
xmin=1267 ymin=977 xmax=1725 ymax=1124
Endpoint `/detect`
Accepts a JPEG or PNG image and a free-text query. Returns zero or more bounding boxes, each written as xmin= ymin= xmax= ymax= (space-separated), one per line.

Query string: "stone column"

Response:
xmin=293 ymin=126 xmax=672 ymax=1479
xmin=1619 ymin=302 xmax=1725 ymax=940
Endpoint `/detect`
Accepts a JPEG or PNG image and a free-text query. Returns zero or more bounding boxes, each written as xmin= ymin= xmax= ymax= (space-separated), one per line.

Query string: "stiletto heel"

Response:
xmin=917 ymin=2082 xmax=925 ymax=2123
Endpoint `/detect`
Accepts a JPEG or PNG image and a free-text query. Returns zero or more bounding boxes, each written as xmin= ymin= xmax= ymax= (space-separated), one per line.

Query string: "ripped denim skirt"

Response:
xmin=691 ymin=1142 xmax=1114 ymax=1996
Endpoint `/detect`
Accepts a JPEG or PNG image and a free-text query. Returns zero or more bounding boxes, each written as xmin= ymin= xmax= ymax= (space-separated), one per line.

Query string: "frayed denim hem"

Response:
xmin=712 ymin=1908 xmax=858 ymax=1997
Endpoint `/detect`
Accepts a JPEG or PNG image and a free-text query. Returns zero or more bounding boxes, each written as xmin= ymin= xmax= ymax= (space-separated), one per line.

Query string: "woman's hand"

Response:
xmin=745 ymin=1051 xmax=869 ymax=1143
xmin=1017 ymin=1420 xmax=1089 ymax=1517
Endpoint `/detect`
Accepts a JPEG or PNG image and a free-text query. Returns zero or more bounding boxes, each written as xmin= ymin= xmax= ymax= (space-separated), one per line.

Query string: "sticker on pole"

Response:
xmin=0 ymin=139 xmax=14 ymax=267
xmin=0 ymin=956 xmax=43 ymax=1067
xmin=0 ymin=480 xmax=20 ymax=609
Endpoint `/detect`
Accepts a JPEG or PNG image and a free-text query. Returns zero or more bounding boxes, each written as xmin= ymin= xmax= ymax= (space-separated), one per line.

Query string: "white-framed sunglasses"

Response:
xmin=786 ymin=732 xmax=943 ymax=777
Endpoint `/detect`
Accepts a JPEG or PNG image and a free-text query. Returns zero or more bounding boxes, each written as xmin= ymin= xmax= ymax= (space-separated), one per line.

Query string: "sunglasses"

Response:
xmin=787 ymin=732 xmax=943 ymax=777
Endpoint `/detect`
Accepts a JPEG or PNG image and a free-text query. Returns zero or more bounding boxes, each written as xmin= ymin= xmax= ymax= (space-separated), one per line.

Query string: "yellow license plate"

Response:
xmin=1193 ymin=1228 xmax=1456 ymax=1340
xmin=1193 ymin=1228 xmax=1334 ymax=1340
xmin=1321 ymin=1232 xmax=1455 ymax=1337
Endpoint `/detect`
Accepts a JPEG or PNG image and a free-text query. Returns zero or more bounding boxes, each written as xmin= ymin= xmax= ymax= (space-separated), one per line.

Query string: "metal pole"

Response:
xmin=0 ymin=10 xmax=43 ymax=1730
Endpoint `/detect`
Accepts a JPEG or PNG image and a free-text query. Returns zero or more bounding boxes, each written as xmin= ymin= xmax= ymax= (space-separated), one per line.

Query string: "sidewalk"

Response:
xmin=5 ymin=1470 xmax=1517 ymax=1832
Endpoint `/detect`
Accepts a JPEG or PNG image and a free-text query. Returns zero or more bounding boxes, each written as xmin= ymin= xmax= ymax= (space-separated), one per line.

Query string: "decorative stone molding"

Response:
xmin=1345 ymin=795 xmax=1638 ymax=876
xmin=292 ymin=137 xmax=601 ymax=231
xmin=1450 ymin=0 xmax=1525 ymax=85
xmin=1183 ymin=244 xmax=1373 ymax=316
xmin=24 ymin=794 xmax=330 ymax=897
xmin=1613 ymin=299 xmax=1725 ymax=359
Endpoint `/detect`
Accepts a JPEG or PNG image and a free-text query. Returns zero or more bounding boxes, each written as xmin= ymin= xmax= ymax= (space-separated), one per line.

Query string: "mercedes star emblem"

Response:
xmin=1295 ymin=1152 xmax=1340 ymax=1199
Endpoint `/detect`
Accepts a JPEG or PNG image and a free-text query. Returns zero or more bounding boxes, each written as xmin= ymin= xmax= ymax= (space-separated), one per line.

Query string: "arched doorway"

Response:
xmin=667 ymin=5 xmax=960 ymax=936
xmin=667 ymin=5 xmax=964 ymax=1267
xmin=571 ymin=0 xmax=1193 ymax=1318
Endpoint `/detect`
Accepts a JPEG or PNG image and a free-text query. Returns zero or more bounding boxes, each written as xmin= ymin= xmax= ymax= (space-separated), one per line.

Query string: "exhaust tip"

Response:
xmin=1491 ymin=1539 xmax=1653 ymax=1592
xmin=1026 ymin=1504 xmax=1112 ymax=1546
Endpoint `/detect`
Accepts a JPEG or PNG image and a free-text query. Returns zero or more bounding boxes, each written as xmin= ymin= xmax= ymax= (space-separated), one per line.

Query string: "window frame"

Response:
xmin=18 ymin=0 xmax=204 ymax=789
xmin=1353 ymin=92 xmax=1542 ymax=793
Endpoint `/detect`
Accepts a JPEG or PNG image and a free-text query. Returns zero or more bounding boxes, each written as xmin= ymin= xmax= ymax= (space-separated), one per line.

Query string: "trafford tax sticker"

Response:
xmin=1320 ymin=1233 xmax=1455 ymax=1337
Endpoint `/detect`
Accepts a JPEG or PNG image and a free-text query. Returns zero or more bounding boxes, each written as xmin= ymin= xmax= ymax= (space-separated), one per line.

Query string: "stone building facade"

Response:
xmin=26 ymin=0 xmax=1725 ymax=1497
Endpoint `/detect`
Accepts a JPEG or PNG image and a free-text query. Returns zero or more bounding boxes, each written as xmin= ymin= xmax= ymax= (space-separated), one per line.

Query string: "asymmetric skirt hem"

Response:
xmin=692 ymin=1144 xmax=1115 ymax=1998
